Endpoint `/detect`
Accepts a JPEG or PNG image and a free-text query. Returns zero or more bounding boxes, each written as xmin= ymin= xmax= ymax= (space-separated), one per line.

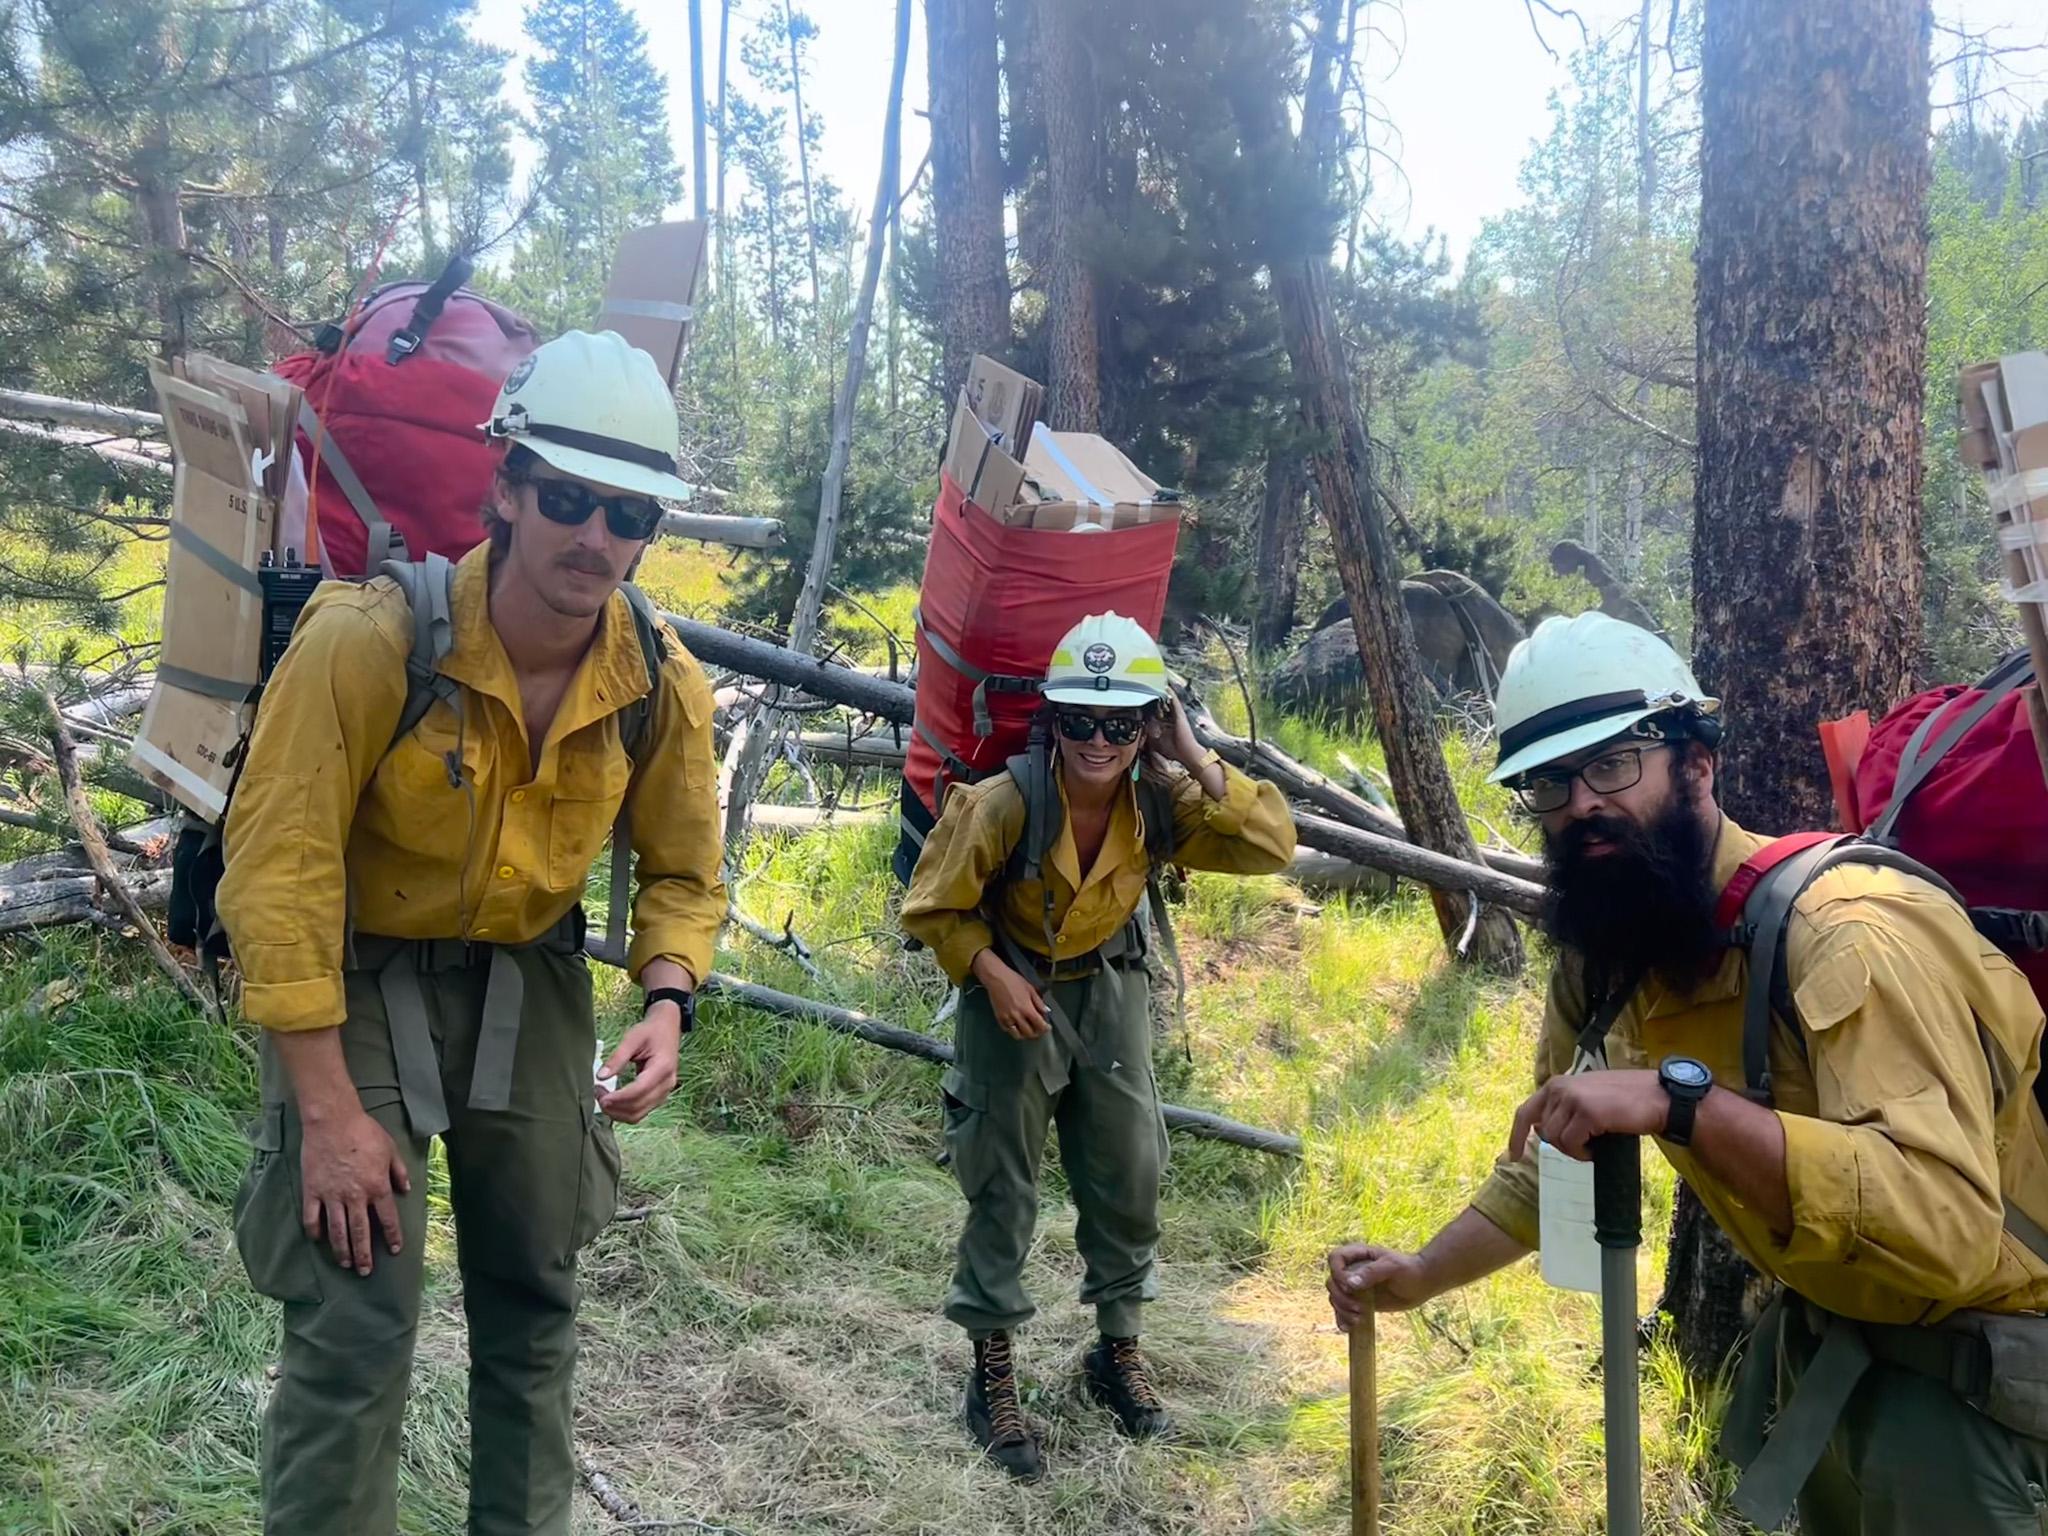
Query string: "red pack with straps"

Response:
xmin=273 ymin=257 xmax=539 ymax=577
xmin=893 ymin=470 xmax=1179 ymax=880
xmin=1852 ymin=659 xmax=2048 ymax=1011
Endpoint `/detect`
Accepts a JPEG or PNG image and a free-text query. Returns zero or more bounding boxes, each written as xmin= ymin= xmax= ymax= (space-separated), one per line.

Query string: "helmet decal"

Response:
xmin=1082 ymin=642 xmax=1116 ymax=674
xmin=503 ymin=356 xmax=536 ymax=395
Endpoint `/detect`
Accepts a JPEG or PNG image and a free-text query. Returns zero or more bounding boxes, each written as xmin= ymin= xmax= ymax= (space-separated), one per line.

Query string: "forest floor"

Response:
xmin=0 ymin=546 xmax=1746 ymax=1534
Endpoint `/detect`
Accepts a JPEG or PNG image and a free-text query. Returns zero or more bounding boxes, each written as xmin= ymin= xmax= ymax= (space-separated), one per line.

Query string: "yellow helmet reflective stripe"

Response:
xmin=1042 ymin=612 xmax=1168 ymax=707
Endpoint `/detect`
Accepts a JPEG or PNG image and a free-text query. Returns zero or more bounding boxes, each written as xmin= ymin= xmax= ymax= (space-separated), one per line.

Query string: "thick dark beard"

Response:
xmin=1539 ymin=785 xmax=1723 ymax=1000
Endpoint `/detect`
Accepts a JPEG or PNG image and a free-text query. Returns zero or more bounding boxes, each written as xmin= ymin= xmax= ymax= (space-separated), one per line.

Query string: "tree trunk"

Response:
xmin=1624 ymin=0 xmax=1654 ymax=579
xmin=689 ymin=0 xmax=709 ymax=224
xmin=1032 ymin=0 xmax=1101 ymax=431
xmin=1655 ymin=1182 xmax=1768 ymax=1376
xmin=926 ymin=0 xmax=1012 ymax=410
xmin=725 ymin=0 xmax=914 ymax=849
xmin=1253 ymin=451 xmax=1308 ymax=652
xmin=1676 ymin=0 xmax=1932 ymax=1373
xmin=786 ymin=0 xmax=823 ymax=311
xmin=1693 ymin=0 xmax=1930 ymax=832
xmin=1262 ymin=0 xmax=1523 ymax=973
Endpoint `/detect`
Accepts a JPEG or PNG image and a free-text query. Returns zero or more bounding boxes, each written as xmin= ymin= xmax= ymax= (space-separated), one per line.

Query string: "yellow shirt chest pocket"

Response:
xmin=547 ymin=734 xmax=632 ymax=893
xmin=366 ymin=708 xmax=497 ymax=865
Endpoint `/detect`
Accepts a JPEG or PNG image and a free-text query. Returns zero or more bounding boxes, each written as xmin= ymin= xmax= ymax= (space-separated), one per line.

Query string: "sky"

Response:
xmin=470 ymin=0 xmax=2048 ymax=273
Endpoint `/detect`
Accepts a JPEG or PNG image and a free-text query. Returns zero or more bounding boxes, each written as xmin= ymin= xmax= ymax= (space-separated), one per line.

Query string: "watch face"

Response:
xmin=1664 ymin=1057 xmax=1712 ymax=1091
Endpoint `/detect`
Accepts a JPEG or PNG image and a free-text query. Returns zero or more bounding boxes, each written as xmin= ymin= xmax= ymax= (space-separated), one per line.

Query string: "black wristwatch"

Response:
xmin=646 ymin=987 xmax=696 ymax=1034
xmin=1658 ymin=1056 xmax=1713 ymax=1147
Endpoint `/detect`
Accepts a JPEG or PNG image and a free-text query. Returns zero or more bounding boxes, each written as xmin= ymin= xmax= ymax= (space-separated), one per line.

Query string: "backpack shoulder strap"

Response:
xmin=1728 ymin=834 xmax=1968 ymax=1103
xmin=1867 ymin=650 xmax=2035 ymax=847
xmin=380 ymin=554 xmax=461 ymax=749
xmin=1137 ymin=774 xmax=1178 ymax=866
xmin=1002 ymin=741 xmax=1062 ymax=886
xmin=593 ymin=582 xmax=671 ymax=970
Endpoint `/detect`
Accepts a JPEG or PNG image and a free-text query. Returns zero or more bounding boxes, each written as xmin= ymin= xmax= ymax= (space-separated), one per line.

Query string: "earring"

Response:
xmin=1130 ymin=760 xmax=1141 ymax=782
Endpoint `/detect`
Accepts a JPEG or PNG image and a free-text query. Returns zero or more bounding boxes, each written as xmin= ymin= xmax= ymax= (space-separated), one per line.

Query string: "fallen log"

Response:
xmin=0 ymin=417 xmax=172 ymax=478
xmin=1186 ymin=706 xmax=1545 ymax=885
xmin=658 ymin=509 xmax=786 ymax=549
xmin=795 ymin=729 xmax=913 ymax=770
xmin=1291 ymin=812 xmax=1545 ymax=917
xmin=696 ymin=973 xmax=1303 ymax=1158
xmin=0 ymin=867 xmax=172 ymax=935
xmin=662 ymin=612 xmax=920 ymax=723
xmin=0 ymin=388 xmax=165 ymax=437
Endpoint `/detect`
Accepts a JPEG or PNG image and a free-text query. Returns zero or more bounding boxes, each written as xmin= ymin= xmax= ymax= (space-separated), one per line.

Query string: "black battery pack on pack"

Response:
xmin=257 ymin=552 xmax=324 ymax=680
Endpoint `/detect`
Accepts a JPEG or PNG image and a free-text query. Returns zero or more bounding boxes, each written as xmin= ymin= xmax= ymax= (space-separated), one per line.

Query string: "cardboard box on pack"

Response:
xmin=945 ymin=395 xmax=1029 ymax=517
xmin=1019 ymin=429 xmax=1180 ymax=532
xmin=600 ymin=220 xmax=709 ymax=387
xmin=130 ymin=370 xmax=275 ymax=821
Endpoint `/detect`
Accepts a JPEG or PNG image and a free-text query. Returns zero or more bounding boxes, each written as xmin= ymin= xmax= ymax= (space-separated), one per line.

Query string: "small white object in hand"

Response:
xmin=593 ymin=1045 xmax=618 ymax=1095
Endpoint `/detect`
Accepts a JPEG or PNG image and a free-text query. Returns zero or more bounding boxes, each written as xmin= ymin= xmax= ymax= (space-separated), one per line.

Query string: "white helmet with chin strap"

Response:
xmin=480 ymin=329 xmax=695 ymax=502
xmin=1042 ymin=612 xmax=1169 ymax=708
xmin=1489 ymin=611 xmax=1720 ymax=784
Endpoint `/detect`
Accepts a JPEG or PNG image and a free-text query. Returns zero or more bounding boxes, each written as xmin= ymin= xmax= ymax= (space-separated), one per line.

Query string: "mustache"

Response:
xmin=557 ymin=552 xmax=612 ymax=575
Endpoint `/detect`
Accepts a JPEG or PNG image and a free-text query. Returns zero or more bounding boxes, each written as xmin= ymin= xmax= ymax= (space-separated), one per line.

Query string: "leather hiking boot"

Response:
xmin=965 ymin=1332 xmax=1043 ymax=1481
xmin=1083 ymin=1335 xmax=1173 ymax=1440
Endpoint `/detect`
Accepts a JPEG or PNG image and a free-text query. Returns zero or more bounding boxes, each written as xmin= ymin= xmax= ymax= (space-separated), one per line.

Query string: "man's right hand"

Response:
xmin=971 ymin=950 xmax=1052 ymax=1041
xmin=1325 ymin=1242 xmax=1437 ymax=1329
xmin=300 ymin=1110 xmax=410 ymax=1276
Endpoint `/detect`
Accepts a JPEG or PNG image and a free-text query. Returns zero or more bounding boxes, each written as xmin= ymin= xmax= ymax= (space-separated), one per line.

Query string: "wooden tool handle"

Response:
xmin=1349 ymin=1308 xmax=1380 ymax=1536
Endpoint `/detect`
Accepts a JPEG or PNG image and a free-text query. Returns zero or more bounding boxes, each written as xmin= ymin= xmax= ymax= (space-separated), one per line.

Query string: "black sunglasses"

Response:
xmin=529 ymin=478 xmax=663 ymax=541
xmin=1055 ymin=708 xmax=1146 ymax=745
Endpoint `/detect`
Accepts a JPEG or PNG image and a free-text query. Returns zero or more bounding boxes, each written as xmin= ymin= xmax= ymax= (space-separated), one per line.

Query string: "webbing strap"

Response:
xmin=469 ymin=947 xmax=524 ymax=1113
xmin=913 ymin=604 xmax=1042 ymax=737
xmin=1714 ymin=832 xmax=1837 ymax=932
xmin=2007 ymin=1197 xmax=2048 ymax=1267
xmin=168 ymin=520 xmax=263 ymax=597
xmin=158 ymin=663 xmax=256 ymax=702
xmin=299 ymin=397 xmax=395 ymax=558
xmin=1570 ymin=969 xmax=1643 ymax=1075
xmin=1727 ymin=1301 xmax=1874 ymax=1530
xmin=1868 ymin=650 xmax=2036 ymax=847
xmin=914 ymin=719 xmax=979 ymax=782
xmin=378 ymin=951 xmax=453 ymax=1138
xmin=990 ymin=922 xmax=1096 ymax=1072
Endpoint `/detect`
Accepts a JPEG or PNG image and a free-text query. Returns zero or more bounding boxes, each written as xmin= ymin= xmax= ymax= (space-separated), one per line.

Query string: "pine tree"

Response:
xmin=507 ymin=0 xmax=682 ymax=334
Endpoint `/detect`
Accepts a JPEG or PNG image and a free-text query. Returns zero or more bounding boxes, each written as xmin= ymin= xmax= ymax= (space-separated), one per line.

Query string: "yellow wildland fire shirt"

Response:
xmin=1472 ymin=818 xmax=2048 ymax=1323
xmin=217 ymin=544 xmax=726 ymax=1032
xmin=900 ymin=760 xmax=1296 ymax=985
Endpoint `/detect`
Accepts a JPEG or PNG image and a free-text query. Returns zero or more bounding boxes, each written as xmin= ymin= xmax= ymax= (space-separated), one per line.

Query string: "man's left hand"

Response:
xmin=597 ymin=1004 xmax=684 ymax=1124
xmin=1508 ymin=1070 xmax=1668 ymax=1162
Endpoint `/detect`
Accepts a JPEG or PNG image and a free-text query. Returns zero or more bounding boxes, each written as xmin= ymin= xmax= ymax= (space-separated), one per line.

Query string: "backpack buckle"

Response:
xmin=386 ymin=329 xmax=422 ymax=365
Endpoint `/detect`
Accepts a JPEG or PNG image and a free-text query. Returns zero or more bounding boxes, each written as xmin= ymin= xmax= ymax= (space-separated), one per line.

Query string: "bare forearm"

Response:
xmin=268 ymin=1026 xmax=362 ymax=1127
xmin=1419 ymin=1205 xmax=1533 ymax=1296
xmin=1684 ymin=1086 xmax=1791 ymax=1235
xmin=637 ymin=956 xmax=694 ymax=994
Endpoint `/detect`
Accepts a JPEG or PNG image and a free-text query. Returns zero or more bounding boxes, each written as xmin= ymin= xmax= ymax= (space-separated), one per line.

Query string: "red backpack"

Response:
xmin=273 ymin=256 xmax=539 ymax=576
xmin=1721 ymin=652 xmax=2048 ymax=1118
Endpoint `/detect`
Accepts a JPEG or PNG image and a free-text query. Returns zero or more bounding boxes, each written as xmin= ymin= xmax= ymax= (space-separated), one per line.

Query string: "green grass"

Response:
xmin=0 ymin=788 xmax=1752 ymax=1533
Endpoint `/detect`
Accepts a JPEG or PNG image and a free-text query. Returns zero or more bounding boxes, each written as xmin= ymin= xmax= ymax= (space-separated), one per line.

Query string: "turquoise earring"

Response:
xmin=1130 ymin=760 xmax=1141 ymax=782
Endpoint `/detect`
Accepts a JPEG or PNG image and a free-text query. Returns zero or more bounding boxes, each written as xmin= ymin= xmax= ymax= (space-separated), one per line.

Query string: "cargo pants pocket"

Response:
xmin=940 ymin=1066 xmax=995 ymax=1200
xmin=570 ymin=1106 xmax=623 ymax=1253
xmin=232 ymin=1104 xmax=323 ymax=1305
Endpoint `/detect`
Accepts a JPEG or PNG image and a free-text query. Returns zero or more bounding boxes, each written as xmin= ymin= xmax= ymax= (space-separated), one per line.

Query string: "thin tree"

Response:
xmin=926 ymin=0 xmax=1012 ymax=408
xmin=1259 ymin=0 xmax=1524 ymax=972
xmin=724 ymin=0 xmax=914 ymax=845
xmin=689 ymin=0 xmax=709 ymax=223
xmin=786 ymin=1 xmax=824 ymax=310
xmin=1033 ymin=0 xmax=1102 ymax=431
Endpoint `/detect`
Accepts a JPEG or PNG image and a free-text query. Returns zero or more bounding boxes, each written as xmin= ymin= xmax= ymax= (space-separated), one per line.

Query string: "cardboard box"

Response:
xmin=130 ymin=371 xmax=276 ymax=820
xmin=945 ymin=394 xmax=1029 ymax=517
xmin=961 ymin=354 xmax=1041 ymax=461
xmin=600 ymin=220 xmax=709 ymax=387
xmin=1020 ymin=428 xmax=1180 ymax=531
xmin=181 ymin=353 xmax=306 ymax=554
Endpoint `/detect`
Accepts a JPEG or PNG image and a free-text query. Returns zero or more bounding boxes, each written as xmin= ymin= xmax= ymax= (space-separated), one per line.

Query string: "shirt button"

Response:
xmin=511 ymin=790 xmax=527 ymax=804
xmin=497 ymin=864 xmax=515 ymax=880
xmin=474 ymin=926 xmax=491 ymax=936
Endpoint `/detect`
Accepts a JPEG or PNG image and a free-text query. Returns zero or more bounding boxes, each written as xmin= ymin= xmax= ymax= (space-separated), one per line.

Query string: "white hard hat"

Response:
xmin=1489 ymin=611 xmax=1719 ymax=784
xmin=1042 ymin=612 xmax=1169 ymax=708
xmin=480 ymin=330 xmax=694 ymax=502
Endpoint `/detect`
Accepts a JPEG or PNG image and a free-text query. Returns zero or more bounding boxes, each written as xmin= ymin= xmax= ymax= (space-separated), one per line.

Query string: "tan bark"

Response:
xmin=1032 ymin=0 xmax=1101 ymax=431
xmin=926 ymin=0 xmax=1011 ymax=408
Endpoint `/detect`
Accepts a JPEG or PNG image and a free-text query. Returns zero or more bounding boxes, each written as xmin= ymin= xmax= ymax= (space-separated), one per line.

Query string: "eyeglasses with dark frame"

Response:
xmin=1054 ymin=708 xmax=1147 ymax=746
xmin=1513 ymin=742 xmax=1671 ymax=814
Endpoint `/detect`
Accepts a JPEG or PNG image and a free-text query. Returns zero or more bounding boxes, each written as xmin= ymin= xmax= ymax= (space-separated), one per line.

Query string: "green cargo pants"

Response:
xmin=941 ymin=954 xmax=1170 ymax=1340
xmin=1725 ymin=1294 xmax=2048 ymax=1534
xmin=232 ymin=919 xmax=620 ymax=1536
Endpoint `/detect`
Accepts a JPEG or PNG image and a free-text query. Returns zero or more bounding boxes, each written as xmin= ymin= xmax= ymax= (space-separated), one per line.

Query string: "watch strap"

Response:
xmin=646 ymin=986 xmax=695 ymax=1032
xmin=1663 ymin=1089 xmax=1699 ymax=1147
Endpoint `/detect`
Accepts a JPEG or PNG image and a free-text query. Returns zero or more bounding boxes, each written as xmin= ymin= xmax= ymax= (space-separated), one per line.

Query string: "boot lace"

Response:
xmin=1110 ymin=1338 xmax=1162 ymax=1410
xmin=981 ymin=1335 xmax=1029 ymax=1444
